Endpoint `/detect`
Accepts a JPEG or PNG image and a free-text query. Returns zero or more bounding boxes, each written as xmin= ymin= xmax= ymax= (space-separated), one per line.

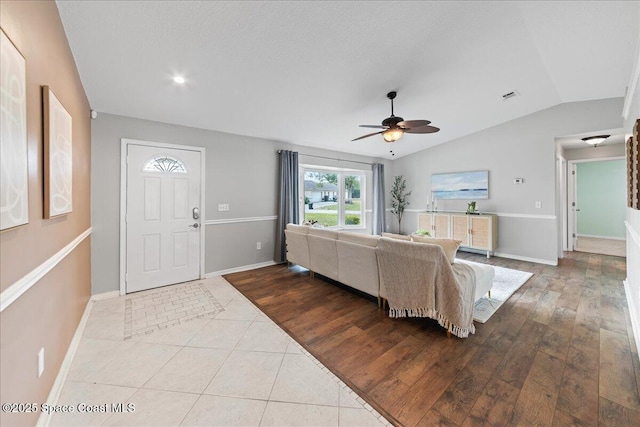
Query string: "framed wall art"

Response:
xmin=0 ymin=29 xmax=29 ymax=231
xmin=431 ymin=170 xmax=489 ymax=200
xmin=43 ymin=85 xmax=73 ymax=218
xmin=628 ymin=119 xmax=639 ymax=210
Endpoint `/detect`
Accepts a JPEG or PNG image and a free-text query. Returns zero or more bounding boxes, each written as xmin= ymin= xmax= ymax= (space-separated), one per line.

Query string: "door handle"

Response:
xmin=575 ymin=209 xmax=581 ymax=212
xmin=189 ymin=223 xmax=200 ymax=229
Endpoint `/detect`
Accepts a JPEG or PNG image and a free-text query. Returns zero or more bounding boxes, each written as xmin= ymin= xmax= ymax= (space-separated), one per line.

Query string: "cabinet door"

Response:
xmin=469 ymin=216 xmax=491 ymax=250
xmin=418 ymin=214 xmax=433 ymax=233
xmin=433 ymin=214 xmax=450 ymax=238
xmin=451 ymin=215 xmax=469 ymax=244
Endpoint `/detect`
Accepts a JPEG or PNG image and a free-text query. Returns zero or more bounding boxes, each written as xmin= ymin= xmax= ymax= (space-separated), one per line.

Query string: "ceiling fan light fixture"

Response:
xmin=581 ymin=135 xmax=610 ymax=146
xmin=383 ymin=128 xmax=404 ymax=143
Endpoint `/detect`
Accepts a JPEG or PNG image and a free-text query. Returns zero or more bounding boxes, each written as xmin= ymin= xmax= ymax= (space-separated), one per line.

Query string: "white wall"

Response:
xmin=91 ymin=113 xmax=390 ymax=294
xmin=389 ymin=98 xmax=624 ymax=265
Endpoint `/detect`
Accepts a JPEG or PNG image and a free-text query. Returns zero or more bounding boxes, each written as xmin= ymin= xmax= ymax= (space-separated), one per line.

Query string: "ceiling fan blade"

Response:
xmin=397 ymin=119 xmax=431 ymax=129
xmin=352 ymin=130 xmax=385 ymax=141
xmin=404 ymin=125 xmax=440 ymax=134
xmin=359 ymin=125 xmax=387 ymax=129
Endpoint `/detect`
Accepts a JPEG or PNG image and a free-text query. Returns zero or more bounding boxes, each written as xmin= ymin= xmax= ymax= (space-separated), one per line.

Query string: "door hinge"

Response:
xmin=571 ymin=170 xmax=575 ymax=175
xmin=571 ymin=202 xmax=575 ymax=207
xmin=572 ymin=233 xmax=576 ymax=238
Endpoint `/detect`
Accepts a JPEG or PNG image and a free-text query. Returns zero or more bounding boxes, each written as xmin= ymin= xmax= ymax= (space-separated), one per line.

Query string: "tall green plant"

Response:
xmin=390 ymin=175 xmax=411 ymax=234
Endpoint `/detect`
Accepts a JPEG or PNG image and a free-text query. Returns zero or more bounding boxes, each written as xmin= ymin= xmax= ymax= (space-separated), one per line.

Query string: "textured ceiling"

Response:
xmin=56 ymin=1 xmax=639 ymax=159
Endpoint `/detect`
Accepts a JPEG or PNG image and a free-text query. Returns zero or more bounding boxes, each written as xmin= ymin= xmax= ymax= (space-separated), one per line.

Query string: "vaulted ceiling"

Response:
xmin=57 ymin=1 xmax=639 ymax=159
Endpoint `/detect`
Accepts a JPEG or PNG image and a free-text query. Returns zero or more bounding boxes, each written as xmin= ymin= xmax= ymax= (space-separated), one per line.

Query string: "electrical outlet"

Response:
xmin=38 ymin=347 xmax=44 ymax=378
xmin=535 ymin=201 xmax=541 ymax=209
xmin=256 ymin=242 xmax=261 ymax=250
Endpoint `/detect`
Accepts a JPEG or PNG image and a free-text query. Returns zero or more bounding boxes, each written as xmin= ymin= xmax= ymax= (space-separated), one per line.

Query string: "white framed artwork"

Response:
xmin=43 ymin=86 xmax=72 ymax=218
xmin=0 ymin=29 xmax=29 ymax=230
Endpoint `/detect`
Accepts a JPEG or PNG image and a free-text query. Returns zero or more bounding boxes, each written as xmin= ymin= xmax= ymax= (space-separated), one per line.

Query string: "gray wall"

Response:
xmin=91 ymin=113 xmax=389 ymax=294
xmin=388 ymin=98 xmax=625 ymax=264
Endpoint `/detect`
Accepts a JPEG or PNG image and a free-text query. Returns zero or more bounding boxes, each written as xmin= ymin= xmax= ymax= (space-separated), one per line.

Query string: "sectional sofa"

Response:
xmin=284 ymin=224 xmax=495 ymax=305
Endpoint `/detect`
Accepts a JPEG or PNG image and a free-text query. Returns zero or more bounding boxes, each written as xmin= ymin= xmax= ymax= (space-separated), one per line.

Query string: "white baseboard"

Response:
xmin=577 ymin=234 xmax=625 ymax=241
xmin=90 ymin=290 xmax=120 ymax=301
xmin=493 ymin=252 xmax=558 ymax=266
xmin=624 ymin=279 xmax=640 ymax=363
xmin=205 ymin=261 xmax=277 ymax=278
xmin=36 ymin=297 xmax=95 ymax=427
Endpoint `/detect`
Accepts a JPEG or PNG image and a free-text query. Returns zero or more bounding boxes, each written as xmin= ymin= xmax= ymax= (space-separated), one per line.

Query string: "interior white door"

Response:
xmin=126 ymin=144 xmax=201 ymax=293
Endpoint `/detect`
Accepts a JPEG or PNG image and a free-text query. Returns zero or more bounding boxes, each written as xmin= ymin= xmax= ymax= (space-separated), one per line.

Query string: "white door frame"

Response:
xmin=119 ymin=138 xmax=206 ymax=295
xmin=566 ymin=155 xmax=624 ymax=251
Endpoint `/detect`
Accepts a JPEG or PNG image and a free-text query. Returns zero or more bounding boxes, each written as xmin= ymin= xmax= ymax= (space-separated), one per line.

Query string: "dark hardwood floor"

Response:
xmin=224 ymin=251 xmax=640 ymax=426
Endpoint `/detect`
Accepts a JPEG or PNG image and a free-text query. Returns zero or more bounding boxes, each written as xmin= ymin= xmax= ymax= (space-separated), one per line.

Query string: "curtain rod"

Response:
xmin=277 ymin=150 xmax=373 ymax=166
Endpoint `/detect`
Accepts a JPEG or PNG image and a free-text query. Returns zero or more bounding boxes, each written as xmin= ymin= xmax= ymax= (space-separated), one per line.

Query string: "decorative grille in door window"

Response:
xmin=142 ymin=156 xmax=187 ymax=173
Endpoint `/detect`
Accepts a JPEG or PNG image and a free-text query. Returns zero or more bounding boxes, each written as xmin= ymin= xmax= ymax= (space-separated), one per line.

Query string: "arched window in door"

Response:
xmin=142 ymin=156 xmax=187 ymax=173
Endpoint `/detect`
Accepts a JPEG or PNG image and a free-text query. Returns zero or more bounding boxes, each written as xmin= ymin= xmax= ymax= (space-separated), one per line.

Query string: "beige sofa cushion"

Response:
xmin=455 ymin=259 xmax=495 ymax=301
xmin=411 ymin=235 xmax=461 ymax=264
xmin=336 ymin=241 xmax=379 ymax=297
xmin=286 ymin=223 xmax=310 ymax=234
xmin=308 ymin=227 xmax=340 ymax=240
xmin=338 ymin=232 xmax=379 ymax=247
xmin=382 ymin=232 xmax=411 ymax=241
xmin=308 ymin=235 xmax=339 ymax=281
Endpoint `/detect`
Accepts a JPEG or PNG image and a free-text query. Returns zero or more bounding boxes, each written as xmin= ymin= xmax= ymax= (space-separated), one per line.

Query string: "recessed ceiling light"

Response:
xmin=173 ymin=75 xmax=186 ymax=84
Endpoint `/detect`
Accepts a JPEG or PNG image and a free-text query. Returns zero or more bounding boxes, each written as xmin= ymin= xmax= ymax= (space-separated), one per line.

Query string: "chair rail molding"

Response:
xmin=0 ymin=227 xmax=92 ymax=312
xmin=205 ymin=215 xmax=277 ymax=225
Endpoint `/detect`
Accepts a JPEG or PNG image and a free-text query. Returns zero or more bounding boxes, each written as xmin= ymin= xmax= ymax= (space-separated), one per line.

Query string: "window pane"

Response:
xmin=342 ymin=175 xmax=362 ymax=226
xmin=303 ymin=171 xmax=338 ymax=226
xmin=143 ymin=156 xmax=186 ymax=173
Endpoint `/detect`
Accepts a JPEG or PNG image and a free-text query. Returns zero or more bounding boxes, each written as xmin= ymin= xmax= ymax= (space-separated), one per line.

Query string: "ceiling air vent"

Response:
xmin=501 ymin=90 xmax=519 ymax=101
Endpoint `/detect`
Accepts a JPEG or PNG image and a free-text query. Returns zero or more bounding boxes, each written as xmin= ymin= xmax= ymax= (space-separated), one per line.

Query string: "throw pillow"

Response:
xmin=411 ymin=235 xmax=461 ymax=264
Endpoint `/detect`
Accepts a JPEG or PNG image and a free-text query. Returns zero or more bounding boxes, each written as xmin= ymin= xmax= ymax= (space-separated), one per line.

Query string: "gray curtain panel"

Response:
xmin=372 ymin=163 xmax=386 ymax=236
xmin=275 ymin=150 xmax=299 ymax=263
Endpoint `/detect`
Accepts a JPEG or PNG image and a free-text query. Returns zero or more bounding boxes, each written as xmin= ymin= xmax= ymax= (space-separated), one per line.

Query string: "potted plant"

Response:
xmin=390 ymin=175 xmax=411 ymax=234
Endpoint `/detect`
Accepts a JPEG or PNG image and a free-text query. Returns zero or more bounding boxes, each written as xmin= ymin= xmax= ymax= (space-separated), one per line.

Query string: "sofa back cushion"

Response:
xmin=411 ymin=235 xmax=461 ymax=264
xmin=308 ymin=227 xmax=340 ymax=240
xmin=286 ymin=223 xmax=310 ymax=234
xmin=338 ymin=232 xmax=379 ymax=247
xmin=382 ymin=232 xmax=411 ymax=241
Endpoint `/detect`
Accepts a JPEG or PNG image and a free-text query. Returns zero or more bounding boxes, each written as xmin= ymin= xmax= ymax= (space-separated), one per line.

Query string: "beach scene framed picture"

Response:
xmin=431 ymin=170 xmax=489 ymax=200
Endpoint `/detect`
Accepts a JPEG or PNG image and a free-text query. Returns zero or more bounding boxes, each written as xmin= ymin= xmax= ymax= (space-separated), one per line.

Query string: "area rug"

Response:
xmin=473 ymin=266 xmax=533 ymax=323
xmin=124 ymin=282 xmax=225 ymax=339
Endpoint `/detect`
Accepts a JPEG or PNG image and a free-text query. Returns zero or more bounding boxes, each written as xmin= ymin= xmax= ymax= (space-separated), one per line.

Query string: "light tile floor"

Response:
xmin=49 ymin=276 xmax=390 ymax=427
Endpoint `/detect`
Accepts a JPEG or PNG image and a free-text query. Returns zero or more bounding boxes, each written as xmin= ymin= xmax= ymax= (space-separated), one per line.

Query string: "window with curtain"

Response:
xmin=301 ymin=167 xmax=366 ymax=229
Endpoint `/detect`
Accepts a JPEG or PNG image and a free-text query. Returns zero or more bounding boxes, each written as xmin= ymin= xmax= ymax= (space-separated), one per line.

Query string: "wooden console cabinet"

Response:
xmin=418 ymin=212 xmax=497 ymax=257
xmin=418 ymin=212 xmax=450 ymax=238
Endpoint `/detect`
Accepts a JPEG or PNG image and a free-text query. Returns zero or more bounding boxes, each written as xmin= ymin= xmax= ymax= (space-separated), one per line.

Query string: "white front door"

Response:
xmin=125 ymin=144 xmax=202 ymax=293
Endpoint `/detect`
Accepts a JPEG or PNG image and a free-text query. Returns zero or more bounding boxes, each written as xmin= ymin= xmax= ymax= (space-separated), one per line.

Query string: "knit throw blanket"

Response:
xmin=376 ymin=237 xmax=477 ymax=338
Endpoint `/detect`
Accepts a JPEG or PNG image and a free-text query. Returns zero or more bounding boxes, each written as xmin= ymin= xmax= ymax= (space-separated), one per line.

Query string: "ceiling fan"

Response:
xmin=352 ymin=91 xmax=440 ymax=143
